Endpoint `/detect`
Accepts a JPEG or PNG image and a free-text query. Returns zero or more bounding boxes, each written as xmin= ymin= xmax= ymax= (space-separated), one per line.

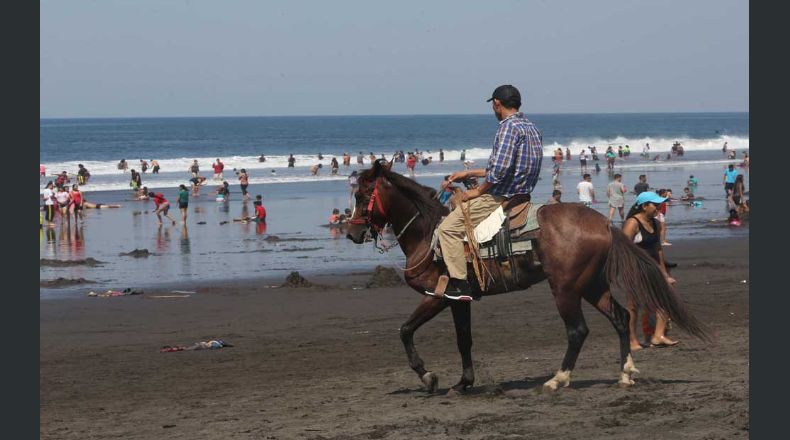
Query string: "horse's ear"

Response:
xmin=372 ymin=158 xmax=387 ymax=176
xmin=385 ymin=158 xmax=394 ymax=171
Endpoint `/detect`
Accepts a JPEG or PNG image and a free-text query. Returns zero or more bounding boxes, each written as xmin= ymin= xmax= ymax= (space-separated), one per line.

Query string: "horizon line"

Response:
xmin=40 ymin=110 xmax=750 ymax=120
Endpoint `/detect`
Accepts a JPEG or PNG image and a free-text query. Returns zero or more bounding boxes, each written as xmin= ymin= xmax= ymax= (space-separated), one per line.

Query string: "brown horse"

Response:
xmin=347 ymin=160 xmax=709 ymax=394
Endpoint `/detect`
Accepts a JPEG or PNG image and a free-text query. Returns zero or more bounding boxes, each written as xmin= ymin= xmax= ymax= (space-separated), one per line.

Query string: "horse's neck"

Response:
xmin=388 ymin=193 xmax=437 ymax=260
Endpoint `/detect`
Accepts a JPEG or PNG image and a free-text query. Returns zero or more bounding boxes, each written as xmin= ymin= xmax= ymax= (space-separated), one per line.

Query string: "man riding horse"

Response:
xmin=345 ymin=87 xmax=707 ymax=394
xmin=439 ymin=84 xmax=543 ymax=299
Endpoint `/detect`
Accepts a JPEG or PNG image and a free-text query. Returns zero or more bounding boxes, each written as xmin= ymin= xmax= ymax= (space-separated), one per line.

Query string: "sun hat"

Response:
xmin=634 ymin=191 xmax=667 ymax=206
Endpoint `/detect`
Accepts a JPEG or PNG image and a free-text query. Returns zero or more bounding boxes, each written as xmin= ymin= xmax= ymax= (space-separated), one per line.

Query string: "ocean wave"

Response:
xmin=38 ymin=157 xmax=743 ymax=194
xmin=40 ymin=135 xmax=748 ymax=177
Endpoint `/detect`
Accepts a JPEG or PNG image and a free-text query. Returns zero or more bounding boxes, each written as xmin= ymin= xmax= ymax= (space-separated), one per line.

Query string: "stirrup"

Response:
xmin=423 ymin=275 xmax=479 ymax=301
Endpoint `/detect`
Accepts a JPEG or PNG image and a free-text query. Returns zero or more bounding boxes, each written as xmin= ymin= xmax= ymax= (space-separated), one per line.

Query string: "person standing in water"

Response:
xmin=76 ymin=164 xmax=91 ymax=185
xmin=579 ymin=149 xmax=588 ymax=173
xmin=348 ymin=170 xmax=359 ymax=210
xmin=189 ymin=160 xmax=200 ymax=177
xmin=177 ymin=184 xmax=189 ymax=225
xmin=42 ymin=181 xmax=57 ymax=227
xmin=237 ymin=168 xmax=250 ymax=200
xmin=55 ymin=186 xmax=72 ymax=223
xmin=287 ymin=154 xmax=296 ymax=168
xmin=607 ymin=173 xmax=627 ymax=224
xmin=69 ymin=184 xmax=84 ymax=223
xmin=724 ymin=163 xmax=739 ymax=195
xmin=151 ymin=159 xmax=160 ymax=174
xmin=577 ymin=173 xmax=595 ymax=208
xmin=330 ymin=157 xmax=339 ymax=175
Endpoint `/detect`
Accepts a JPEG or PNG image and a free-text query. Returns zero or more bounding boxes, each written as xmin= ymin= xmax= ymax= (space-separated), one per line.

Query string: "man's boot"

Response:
xmin=444 ymin=278 xmax=481 ymax=301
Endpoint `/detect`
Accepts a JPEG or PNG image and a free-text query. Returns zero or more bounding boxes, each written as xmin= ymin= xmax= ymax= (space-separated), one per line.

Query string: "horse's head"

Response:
xmin=346 ymin=159 xmax=393 ymax=244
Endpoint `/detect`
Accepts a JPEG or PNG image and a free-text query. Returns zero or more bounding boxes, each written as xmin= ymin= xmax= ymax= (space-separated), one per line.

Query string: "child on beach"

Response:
xmin=329 ymin=208 xmax=341 ymax=224
xmin=136 ymin=186 xmax=149 ymax=200
xmin=234 ymin=196 xmax=266 ymax=223
xmin=252 ymin=195 xmax=266 ymax=223
xmin=681 ymin=187 xmax=696 ymax=202
xmin=148 ymin=192 xmax=176 ymax=226
xmin=215 ymin=181 xmax=230 ymax=202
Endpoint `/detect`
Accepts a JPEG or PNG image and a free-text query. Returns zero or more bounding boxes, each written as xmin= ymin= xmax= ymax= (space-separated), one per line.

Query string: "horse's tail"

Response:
xmin=604 ymin=226 xmax=711 ymax=342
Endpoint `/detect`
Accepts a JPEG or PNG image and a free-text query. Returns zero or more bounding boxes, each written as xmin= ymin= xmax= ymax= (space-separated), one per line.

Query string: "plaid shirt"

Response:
xmin=485 ymin=112 xmax=543 ymax=198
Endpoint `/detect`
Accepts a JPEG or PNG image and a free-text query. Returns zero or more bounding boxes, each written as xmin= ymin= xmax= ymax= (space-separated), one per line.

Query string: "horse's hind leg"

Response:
xmin=399 ymin=296 xmax=448 ymax=393
xmin=544 ymin=292 xmax=589 ymax=392
xmin=585 ymin=289 xmax=639 ymax=387
xmin=449 ymin=300 xmax=474 ymax=393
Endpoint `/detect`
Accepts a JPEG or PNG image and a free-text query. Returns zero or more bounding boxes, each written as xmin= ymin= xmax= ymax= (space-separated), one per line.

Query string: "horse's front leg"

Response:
xmin=449 ymin=300 xmax=475 ymax=394
xmin=399 ymin=296 xmax=448 ymax=393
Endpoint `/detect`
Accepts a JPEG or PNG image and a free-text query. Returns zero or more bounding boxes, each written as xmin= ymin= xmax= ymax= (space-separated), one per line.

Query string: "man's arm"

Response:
xmin=460 ymin=180 xmax=493 ymax=202
xmin=448 ymin=168 xmax=486 ymax=183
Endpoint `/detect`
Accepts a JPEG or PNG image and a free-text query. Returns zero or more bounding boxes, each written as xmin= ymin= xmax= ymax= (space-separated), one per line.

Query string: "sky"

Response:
xmin=40 ymin=0 xmax=749 ymax=118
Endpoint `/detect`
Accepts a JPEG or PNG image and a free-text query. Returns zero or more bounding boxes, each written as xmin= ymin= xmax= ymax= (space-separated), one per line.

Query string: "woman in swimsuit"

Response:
xmin=69 ymin=184 xmax=84 ymax=222
xmin=238 ymin=169 xmax=249 ymax=200
xmin=622 ymin=191 xmax=679 ymax=350
xmin=55 ymin=186 xmax=71 ymax=222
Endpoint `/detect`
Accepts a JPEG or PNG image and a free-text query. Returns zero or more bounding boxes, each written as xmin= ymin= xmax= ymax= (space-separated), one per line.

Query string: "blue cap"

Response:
xmin=634 ymin=191 xmax=667 ymax=206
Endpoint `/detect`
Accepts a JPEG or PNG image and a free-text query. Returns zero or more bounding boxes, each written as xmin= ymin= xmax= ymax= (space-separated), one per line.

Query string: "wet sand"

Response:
xmin=40 ymin=237 xmax=748 ymax=439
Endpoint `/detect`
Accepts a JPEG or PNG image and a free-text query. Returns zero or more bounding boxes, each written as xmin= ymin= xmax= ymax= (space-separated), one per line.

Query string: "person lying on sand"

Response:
xmin=83 ymin=201 xmax=122 ymax=209
xmin=160 ymin=340 xmax=233 ymax=352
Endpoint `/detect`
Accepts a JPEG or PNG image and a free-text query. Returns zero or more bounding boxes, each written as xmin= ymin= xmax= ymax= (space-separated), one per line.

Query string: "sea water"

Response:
xmin=40 ymin=113 xmax=749 ymax=298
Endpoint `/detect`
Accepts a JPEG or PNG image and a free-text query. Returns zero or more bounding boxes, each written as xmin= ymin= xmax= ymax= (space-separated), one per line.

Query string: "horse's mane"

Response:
xmin=362 ymin=168 xmax=448 ymax=225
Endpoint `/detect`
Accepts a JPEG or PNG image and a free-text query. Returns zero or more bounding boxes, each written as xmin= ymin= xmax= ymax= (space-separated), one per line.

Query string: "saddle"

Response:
xmin=432 ymin=194 xmax=543 ymax=265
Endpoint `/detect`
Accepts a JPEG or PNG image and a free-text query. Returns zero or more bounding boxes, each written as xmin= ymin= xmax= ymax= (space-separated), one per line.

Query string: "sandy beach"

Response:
xmin=40 ymin=236 xmax=748 ymax=439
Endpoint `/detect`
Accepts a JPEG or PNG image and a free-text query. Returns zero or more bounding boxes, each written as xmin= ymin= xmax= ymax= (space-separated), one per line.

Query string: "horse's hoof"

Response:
xmin=542 ymin=382 xmax=559 ymax=393
xmin=447 ymin=382 xmax=471 ymax=397
xmin=421 ymin=372 xmax=438 ymax=394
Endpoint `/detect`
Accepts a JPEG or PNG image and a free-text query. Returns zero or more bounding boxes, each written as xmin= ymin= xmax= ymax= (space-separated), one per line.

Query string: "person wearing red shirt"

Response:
xmin=253 ymin=195 xmax=266 ymax=223
xmin=213 ymin=159 xmax=225 ymax=180
xmin=148 ymin=191 xmax=176 ymax=226
xmin=406 ymin=153 xmax=417 ymax=177
xmin=69 ymin=184 xmax=84 ymax=222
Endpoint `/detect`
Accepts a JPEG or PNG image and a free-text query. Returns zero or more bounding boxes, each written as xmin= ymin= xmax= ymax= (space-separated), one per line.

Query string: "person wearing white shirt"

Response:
xmin=41 ymin=181 xmax=56 ymax=227
xmin=577 ymin=173 xmax=595 ymax=207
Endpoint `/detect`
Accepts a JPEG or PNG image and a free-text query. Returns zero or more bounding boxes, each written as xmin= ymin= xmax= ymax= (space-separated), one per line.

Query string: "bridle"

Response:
xmin=348 ymin=176 xmax=420 ymax=252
